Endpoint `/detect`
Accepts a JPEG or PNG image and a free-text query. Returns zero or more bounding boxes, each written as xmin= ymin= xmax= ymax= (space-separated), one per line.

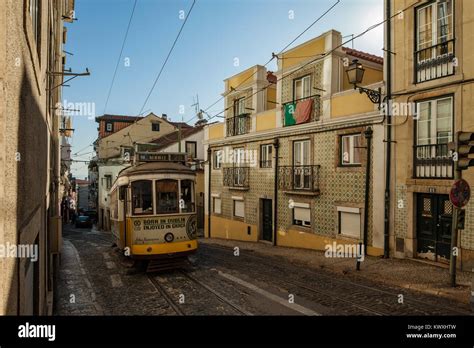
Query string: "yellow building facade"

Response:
xmin=204 ymin=30 xmax=387 ymax=257
xmin=390 ymin=0 xmax=474 ymax=270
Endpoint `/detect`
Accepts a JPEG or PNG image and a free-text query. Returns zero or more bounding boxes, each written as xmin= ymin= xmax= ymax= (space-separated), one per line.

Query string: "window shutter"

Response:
xmin=234 ymin=200 xmax=244 ymax=218
xmin=294 ymin=207 xmax=310 ymax=223
xmin=340 ymin=211 xmax=361 ymax=238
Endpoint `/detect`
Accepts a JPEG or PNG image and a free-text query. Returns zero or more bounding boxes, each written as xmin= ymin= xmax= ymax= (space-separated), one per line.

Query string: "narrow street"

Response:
xmin=55 ymin=224 xmax=472 ymax=316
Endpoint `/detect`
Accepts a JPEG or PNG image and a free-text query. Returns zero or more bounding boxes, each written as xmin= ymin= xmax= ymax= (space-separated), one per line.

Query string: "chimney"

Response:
xmin=162 ymin=114 xmax=168 ymax=120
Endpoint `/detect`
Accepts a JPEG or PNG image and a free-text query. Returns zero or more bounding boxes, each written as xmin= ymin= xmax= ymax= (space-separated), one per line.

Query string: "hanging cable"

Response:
xmin=103 ymin=0 xmax=139 ymax=114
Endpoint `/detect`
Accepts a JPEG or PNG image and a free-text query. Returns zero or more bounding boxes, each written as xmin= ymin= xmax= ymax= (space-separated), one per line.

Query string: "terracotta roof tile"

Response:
xmin=342 ymin=47 xmax=383 ymax=65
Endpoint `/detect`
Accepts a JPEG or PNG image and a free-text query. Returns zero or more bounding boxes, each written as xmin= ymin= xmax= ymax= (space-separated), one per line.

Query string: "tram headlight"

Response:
xmin=164 ymin=232 xmax=174 ymax=243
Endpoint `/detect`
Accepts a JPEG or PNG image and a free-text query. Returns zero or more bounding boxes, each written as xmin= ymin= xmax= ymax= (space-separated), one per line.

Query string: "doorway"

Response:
xmin=416 ymin=193 xmax=453 ymax=263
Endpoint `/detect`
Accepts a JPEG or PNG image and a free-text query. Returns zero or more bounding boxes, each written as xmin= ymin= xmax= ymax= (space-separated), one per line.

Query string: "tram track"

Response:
xmin=147 ymin=274 xmax=186 ymax=316
xmin=178 ymin=269 xmax=252 ymax=315
xmin=196 ymin=249 xmax=385 ymax=316
xmin=146 ymin=267 xmax=251 ymax=316
xmin=200 ymin=243 xmax=472 ymax=316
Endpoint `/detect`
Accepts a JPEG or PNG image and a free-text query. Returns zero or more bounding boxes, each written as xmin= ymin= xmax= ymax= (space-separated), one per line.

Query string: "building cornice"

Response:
xmin=205 ymin=112 xmax=383 ymax=147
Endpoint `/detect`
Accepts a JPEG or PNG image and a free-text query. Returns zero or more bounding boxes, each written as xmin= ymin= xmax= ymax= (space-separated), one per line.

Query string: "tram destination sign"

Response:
xmin=136 ymin=152 xmax=187 ymax=163
xmin=449 ymin=178 xmax=471 ymax=208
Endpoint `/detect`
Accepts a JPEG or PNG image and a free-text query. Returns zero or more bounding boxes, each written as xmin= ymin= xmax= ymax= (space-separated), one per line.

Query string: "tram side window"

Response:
xmin=131 ymin=180 xmax=153 ymax=215
xmin=119 ymin=186 xmax=127 ymax=200
xmin=156 ymin=180 xmax=179 ymax=214
xmin=180 ymin=180 xmax=195 ymax=213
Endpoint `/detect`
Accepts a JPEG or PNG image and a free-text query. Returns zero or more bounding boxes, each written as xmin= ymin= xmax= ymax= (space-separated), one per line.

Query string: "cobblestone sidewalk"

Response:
xmin=200 ymin=238 xmax=473 ymax=306
xmin=54 ymin=240 xmax=104 ymax=315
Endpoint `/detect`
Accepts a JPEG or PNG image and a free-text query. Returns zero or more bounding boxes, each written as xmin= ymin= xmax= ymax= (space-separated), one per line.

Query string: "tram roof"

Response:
xmin=118 ymin=161 xmax=195 ymax=177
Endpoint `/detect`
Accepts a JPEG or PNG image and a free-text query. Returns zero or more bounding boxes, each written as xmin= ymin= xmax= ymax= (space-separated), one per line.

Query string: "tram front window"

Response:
xmin=156 ymin=179 xmax=179 ymax=214
xmin=180 ymin=180 xmax=195 ymax=213
xmin=131 ymin=180 xmax=153 ymax=215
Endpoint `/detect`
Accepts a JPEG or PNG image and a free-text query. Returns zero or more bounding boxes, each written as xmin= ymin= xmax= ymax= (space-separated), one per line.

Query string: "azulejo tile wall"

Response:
xmin=394 ymin=185 xmax=408 ymax=240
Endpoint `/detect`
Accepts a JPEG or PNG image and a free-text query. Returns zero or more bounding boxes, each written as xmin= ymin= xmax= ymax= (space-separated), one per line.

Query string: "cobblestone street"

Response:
xmin=55 ymin=224 xmax=472 ymax=316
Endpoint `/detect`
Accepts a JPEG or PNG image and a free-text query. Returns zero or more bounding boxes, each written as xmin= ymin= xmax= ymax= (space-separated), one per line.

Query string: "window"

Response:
xmin=234 ymin=97 xmax=246 ymax=116
xmin=233 ymin=147 xmax=245 ymax=186
xmin=417 ymin=0 xmax=453 ymax=52
xmin=131 ymin=180 xmax=153 ymax=215
xmin=293 ymin=75 xmax=312 ymax=100
xmin=213 ymin=197 xmax=222 ymax=214
xmin=293 ymin=140 xmax=310 ymax=189
xmin=260 ymin=144 xmax=273 ymax=168
xmin=106 ymin=122 xmax=113 ymax=132
xmin=416 ymin=97 xmax=453 ymax=146
xmin=213 ymin=150 xmax=223 ymax=169
xmin=233 ymin=200 xmax=245 ymax=218
xmin=29 ymin=0 xmax=41 ymax=52
xmin=105 ymin=175 xmax=112 ymax=189
xmin=152 ymin=123 xmax=160 ymax=132
xmin=180 ymin=180 xmax=195 ymax=213
xmin=416 ymin=0 xmax=454 ymax=82
xmin=293 ymin=204 xmax=311 ymax=227
xmin=119 ymin=186 xmax=127 ymax=200
xmin=338 ymin=207 xmax=361 ymax=239
xmin=156 ymin=180 xmax=178 ymax=214
xmin=341 ymin=134 xmax=362 ymax=166
xmin=185 ymin=141 xmax=197 ymax=159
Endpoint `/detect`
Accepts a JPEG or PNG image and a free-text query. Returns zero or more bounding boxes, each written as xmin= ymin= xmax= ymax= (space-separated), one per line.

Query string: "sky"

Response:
xmin=64 ymin=0 xmax=384 ymax=178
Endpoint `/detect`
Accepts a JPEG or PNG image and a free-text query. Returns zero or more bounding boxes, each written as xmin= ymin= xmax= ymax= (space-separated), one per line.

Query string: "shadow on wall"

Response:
xmin=5 ymin=63 xmax=48 ymax=315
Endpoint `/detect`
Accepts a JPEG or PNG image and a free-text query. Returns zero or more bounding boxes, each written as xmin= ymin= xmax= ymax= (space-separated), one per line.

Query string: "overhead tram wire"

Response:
xmin=137 ymin=0 xmax=197 ymax=117
xmin=187 ymin=0 xmax=341 ymax=124
xmin=72 ymin=143 xmax=93 ymax=156
xmin=103 ymin=0 xmax=139 ymax=114
xmin=205 ymin=1 xmax=417 ymax=122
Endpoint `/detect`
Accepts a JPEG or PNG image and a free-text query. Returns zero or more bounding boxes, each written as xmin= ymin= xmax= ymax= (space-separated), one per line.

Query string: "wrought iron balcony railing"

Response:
xmin=278 ymin=165 xmax=320 ymax=192
xmin=223 ymin=166 xmax=250 ymax=188
xmin=226 ymin=113 xmax=251 ymax=137
xmin=415 ymin=39 xmax=455 ymax=83
xmin=414 ymin=144 xmax=453 ymax=179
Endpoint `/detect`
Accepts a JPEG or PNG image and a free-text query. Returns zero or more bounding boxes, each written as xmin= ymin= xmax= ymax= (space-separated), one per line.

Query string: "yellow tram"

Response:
xmin=109 ymin=153 xmax=198 ymax=265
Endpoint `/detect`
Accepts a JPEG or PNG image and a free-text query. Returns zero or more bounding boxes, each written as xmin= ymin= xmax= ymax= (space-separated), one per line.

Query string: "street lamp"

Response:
xmin=345 ymin=59 xmax=382 ymax=108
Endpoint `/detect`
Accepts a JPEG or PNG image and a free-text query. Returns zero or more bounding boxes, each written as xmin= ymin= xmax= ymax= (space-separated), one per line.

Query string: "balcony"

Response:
xmin=282 ymin=95 xmax=320 ymax=127
xmin=278 ymin=165 xmax=320 ymax=194
xmin=415 ymin=39 xmax=455 ymax=83
xmin=226 ymin=113 xmax=251 ymax=137
xmin=414 ymin=144 xmax=453 ymax=179
xmin=223 ymin=166 xmax=250 ymax=189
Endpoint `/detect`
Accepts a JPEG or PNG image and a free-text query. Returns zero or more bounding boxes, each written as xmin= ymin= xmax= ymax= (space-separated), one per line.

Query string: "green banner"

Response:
xmin=284 ymin=103 xmax=296 ymax=126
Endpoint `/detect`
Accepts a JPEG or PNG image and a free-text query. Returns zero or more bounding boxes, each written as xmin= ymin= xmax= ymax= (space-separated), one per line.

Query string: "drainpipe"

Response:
xmin=273 ymin=138 xmax=279 ymax=246
xmin=207 ymin=147 xmax=212 ymax=238
xmin=363 ymin=127 xmax=373 ymax=252
xmin=383 ymin=0 xmax=392 ymax=258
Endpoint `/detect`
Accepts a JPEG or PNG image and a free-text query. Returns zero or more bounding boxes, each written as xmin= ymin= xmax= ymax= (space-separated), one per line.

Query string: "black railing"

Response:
xmin=226 ymin=113 xmax=251 ymax=137
xmin=223 ymin=166 xmax=250 ymax=188
xmin=414 ymin=144 xmax=453 ymax=179
xmin=415 ymin=39 xmax=455 ymax=83
xmin=282 ymin=94 xmax=320 ymax=126
xmin=278 ymin=165 xmax=320 ymax=192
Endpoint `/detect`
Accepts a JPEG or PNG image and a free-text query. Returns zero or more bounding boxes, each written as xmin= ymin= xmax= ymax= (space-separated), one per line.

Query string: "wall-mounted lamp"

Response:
xmin=346 ymin=59 xmax=382 ymax=107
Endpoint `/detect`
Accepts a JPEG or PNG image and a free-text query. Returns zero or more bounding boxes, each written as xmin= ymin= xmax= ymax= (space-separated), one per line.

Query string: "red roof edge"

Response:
xmin=342 ymin=47 xmax=383 ymax=65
